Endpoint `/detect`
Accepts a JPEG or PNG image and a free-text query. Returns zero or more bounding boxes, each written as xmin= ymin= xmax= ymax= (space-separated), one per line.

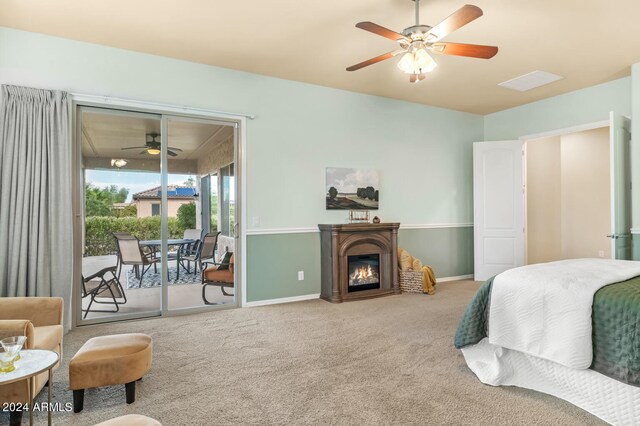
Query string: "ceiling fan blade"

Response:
xmin=167 ymin=147 xmax=183 ymax=152
xmin=139 ymin=150 xmax=147 ymax=155
xmin=425 ymin=4 xmax=483 ymax=42
xmin=346 ymin=50 xmax=404 ymax=72
xmin=430 ymin=42 xmax=498 ymax=59
xmin=121 ymin=146 xmax=148 ymax=150
xmin=355 ymin=22 xmax=411 ymax=43
xmin=167 ymin=150 xmax=178 ymax=157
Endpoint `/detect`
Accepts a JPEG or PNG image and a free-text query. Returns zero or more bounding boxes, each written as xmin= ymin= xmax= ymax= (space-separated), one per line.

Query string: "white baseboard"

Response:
xmin=245 ymin=293 xmax=320 ymax=307
xmin=437 ymin=274 xmax=474 ymax=282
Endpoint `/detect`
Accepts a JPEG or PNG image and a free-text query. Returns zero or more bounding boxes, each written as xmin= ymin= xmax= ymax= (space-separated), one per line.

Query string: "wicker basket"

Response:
xmin=399 ymin=270 xmax=423 ymax=293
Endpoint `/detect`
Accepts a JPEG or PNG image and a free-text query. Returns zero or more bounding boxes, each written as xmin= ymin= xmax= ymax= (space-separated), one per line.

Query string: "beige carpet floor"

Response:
xmin=1 ymin=280 xmax=606 ymax=425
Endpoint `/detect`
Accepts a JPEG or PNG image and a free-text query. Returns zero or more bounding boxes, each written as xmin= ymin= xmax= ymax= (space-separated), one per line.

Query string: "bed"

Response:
xmin=455 ymin=259 xmax=640 ymax=425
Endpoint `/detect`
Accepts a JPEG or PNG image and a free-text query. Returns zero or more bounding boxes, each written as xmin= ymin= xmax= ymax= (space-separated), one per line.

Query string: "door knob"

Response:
xmin=607 ymin=234 xmax=630 ymax=239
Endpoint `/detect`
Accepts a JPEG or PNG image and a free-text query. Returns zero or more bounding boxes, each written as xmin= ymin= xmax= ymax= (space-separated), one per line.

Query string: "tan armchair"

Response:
xmin=0 ymin=297 xmax=63 ymax=423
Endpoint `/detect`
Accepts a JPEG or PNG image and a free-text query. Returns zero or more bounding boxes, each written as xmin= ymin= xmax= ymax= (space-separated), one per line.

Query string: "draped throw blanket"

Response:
xmin=398 ymin=247 xmax=437 ymax=294
xmin=0 ymin=85 xmax=72 ymax=331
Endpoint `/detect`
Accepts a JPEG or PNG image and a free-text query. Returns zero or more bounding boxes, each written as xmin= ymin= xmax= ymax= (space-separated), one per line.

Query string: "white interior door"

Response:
xmin=473 ymin=140 xmax=525 ymax=281
xmin=609 ymin=112 xmax=632 ymax=259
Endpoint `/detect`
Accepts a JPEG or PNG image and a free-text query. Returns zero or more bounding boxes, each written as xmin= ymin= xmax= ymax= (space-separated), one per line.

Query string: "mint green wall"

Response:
xmin=247 ymin=227 xmax=472 ymax=302
xmin=0 ymin=28 xmax=482 ymax=301
xmin=246 ymin=233 xmax=321 ymax=301
xmin=398 ymin=227 xmax=473 ymax=278
xmin=484 ymin=77 xmax=631 ymax=140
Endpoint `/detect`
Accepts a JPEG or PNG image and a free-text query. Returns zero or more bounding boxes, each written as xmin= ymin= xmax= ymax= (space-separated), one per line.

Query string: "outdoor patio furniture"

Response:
xmin=172 ymin=229 xmax=203 ymax=274
xmin=81 ymin=266 xmax=127 ymax=319
xmin=201 ymin=252 xmax=234 ymax=304
xmin=139 ymin=238 xmax=196 ymax=281
xmin=113 ymin=233 xmax=160 ymax=288
xmin=195 ymin=231 xmax=221 ymax=274
xmin=179 ymin=230 xmax=218 ymax=275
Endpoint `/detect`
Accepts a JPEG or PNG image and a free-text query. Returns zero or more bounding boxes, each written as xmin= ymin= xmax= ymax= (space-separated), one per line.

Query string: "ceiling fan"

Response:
xmin=346 ymin=1 xmax=498 ymax=83
xmin=121 ymin=133 xmax=183 ymax=157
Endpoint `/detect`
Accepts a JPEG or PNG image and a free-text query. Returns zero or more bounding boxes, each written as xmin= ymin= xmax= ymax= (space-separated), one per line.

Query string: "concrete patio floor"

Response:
xmin=81 ymin=255 xmax=235 ymax=321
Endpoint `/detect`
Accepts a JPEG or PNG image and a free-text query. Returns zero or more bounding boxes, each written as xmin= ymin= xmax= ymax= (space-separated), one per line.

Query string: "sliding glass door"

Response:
xmin=75 ymin=107 xmax=238 ymax=325
xmin=164 ymin=116 xmax=237 ymax=311
xmin=78 ymin=107 xmax=163 ymax=323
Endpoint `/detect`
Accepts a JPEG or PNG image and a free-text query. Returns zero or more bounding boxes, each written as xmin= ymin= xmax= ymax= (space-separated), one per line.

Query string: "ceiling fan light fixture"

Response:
xmin=110 ymin=159 xmax=128 ymax=168
xmin=397 ymin=47 xmax=437 ymax=75
xmin=397 ymin=52 xmax=416 ymax=73
xmin=147 ymin=148 xmax=161 ymax=155
xmin=347 ymin=3 xmax=497 ymax=81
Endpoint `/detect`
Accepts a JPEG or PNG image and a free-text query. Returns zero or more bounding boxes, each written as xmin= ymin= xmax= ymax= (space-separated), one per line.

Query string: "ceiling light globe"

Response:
xmin=415 ymin=49 xmax=437 ymax=73
xmin=397 ymin=52 xmax=416 ymax=74
xmin=147 ymin=148 xmax=161 ymax=155
xmin=110 ymin=159 xmax=128 ymax=168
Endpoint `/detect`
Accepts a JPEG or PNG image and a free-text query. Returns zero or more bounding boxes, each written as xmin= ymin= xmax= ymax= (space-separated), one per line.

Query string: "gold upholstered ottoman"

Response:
xmin=69 ymin=333 xmax=153 ymax=413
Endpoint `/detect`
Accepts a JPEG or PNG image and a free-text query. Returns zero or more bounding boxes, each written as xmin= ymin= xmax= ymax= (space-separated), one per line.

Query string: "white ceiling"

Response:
xmin=2 ymin=0 xmax=639 ymax=114
xmin=81 ymin=110 xmax=233 ymax=160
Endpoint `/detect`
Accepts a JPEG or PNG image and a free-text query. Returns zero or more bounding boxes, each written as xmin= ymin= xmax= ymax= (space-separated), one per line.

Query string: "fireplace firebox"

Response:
xmin=348 ymin=254 xmax=380 ymax=292
xmin=319 ymin=223 xmax=400 ymax=303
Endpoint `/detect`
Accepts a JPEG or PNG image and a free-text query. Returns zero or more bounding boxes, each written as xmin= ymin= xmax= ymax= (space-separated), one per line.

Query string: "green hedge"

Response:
xmin=85 ymin=216 xmax=185 ymax=257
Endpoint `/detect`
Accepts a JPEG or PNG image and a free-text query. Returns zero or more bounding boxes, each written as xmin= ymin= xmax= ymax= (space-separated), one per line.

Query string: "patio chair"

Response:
xmin=113 ymin=233 xmax=160 ymax=288
xmin=201 ymin=252 xmax=234 ymax=304
xmin=81 ymin=266 xmax=127 ymax=319
xmin=173 ymin=229 xmax=204 ymax=274
xmin=184 ymin=231 xmax=220 ymax=275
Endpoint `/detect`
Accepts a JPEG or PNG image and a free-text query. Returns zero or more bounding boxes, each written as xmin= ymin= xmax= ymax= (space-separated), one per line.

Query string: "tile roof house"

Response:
xmin=132 ymin=185 xmax=197 ymax=218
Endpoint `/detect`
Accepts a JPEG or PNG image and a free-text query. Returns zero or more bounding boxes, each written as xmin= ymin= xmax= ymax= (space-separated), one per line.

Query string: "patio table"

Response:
xmin=139 ymin=239 xmax=195 ymax=281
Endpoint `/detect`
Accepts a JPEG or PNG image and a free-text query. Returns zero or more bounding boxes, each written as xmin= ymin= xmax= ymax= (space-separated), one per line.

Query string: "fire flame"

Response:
xmin=352 ymin=264 xmax=374 ymax=281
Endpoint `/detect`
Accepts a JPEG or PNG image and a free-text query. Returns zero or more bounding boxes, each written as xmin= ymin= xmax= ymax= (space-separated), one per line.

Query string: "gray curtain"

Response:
xmin=0 ymin=85 xmax=72 ymax=331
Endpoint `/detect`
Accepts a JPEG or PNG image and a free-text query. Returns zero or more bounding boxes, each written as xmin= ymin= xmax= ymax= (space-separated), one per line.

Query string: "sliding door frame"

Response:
xmin=71 ymin=95 xmax=248 ymax=328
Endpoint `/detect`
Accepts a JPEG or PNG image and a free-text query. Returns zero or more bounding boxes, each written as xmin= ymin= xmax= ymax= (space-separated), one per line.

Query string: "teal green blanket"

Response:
xmin=454 ymin=276 xmax=640 ymax=387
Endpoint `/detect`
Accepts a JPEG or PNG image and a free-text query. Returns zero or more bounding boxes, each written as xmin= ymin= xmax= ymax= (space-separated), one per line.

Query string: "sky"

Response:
xmin=86 ymin=170 xmax=195 ymax=202
xmin=86 ymin=169 xmax=235 ymax=202
xmin=326 ymin=167 xmax=379 ymax=194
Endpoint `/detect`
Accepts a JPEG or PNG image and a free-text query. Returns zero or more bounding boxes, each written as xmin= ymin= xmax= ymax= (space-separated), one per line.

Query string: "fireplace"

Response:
xmin=348 ymin=254 xmax=380 ymax=292
xmin=319 ymin=222 xmax=400 ymax=303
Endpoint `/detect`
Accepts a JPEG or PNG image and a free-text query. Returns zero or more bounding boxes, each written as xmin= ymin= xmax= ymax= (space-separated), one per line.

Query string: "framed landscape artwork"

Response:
xmin=325 ymin=167 xmax=379 ymax=210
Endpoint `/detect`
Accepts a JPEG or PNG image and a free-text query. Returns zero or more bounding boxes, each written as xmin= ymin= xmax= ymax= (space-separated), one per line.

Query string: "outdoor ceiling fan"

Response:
xmin=346 ymin=1 xmax=498 ymax=83
xmin=121 ymin=133 xmax=183 ymax=157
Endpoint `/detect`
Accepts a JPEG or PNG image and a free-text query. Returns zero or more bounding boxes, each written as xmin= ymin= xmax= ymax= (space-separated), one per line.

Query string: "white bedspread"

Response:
xmin=488 ymin=258 xmax=640 ymax=369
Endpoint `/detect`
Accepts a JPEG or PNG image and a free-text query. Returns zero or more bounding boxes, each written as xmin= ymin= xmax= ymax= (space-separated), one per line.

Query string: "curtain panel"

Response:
xmin=0 ymin=85 xmax=72 ymax=331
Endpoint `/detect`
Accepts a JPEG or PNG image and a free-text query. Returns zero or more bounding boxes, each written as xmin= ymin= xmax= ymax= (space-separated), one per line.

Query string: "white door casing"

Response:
xmin=609 ymin=112 xmax=632 ymax=259
xmin=473 ymin=140 xmax=525 ymax=281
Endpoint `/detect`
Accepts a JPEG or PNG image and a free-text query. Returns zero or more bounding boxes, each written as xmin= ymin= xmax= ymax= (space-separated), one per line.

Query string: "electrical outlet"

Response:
xmin=298 ymin=271 xmax=304 ymax=281
xmin=598 ymin=250 xmax=605 ymax=258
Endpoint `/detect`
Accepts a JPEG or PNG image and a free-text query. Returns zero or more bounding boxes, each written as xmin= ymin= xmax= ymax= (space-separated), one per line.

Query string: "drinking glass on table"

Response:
xmin=1 ymin=336 xmax=27 ymax=363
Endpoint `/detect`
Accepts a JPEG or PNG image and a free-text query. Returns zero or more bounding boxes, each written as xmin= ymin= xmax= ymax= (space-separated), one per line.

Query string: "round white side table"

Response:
xmin=0 ymin=349 xmax=59 ymax=426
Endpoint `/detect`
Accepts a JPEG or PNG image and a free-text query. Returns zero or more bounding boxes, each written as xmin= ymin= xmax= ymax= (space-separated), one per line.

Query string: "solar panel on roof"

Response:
xmin=176 ymin=187 xmax=195 ymax=196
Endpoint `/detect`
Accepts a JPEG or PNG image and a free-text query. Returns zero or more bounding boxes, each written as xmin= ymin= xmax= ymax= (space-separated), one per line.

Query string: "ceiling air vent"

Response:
xmin=498 ymin=71 xmax=563 ymax=92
